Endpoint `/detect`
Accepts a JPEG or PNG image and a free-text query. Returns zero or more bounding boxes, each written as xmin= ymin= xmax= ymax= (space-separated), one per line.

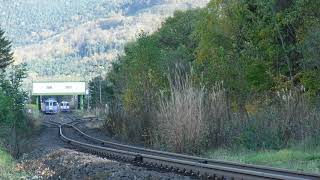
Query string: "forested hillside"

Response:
xmin=0 ymin=0 xmax=209 ymax=79
xmin=90 ymin=0 xmax=320 ymax=160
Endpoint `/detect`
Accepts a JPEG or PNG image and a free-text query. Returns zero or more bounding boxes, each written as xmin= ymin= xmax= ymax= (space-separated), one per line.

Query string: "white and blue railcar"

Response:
xmin=60 ymin=101 xmax=70 ymax=112
xmin=44 ymin=98 xmax=59 ymax=114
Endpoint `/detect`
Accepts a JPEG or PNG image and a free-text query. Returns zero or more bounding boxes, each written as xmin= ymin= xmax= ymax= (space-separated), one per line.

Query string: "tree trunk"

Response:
xmin=10 ymin=126 xmax=20 ymax=158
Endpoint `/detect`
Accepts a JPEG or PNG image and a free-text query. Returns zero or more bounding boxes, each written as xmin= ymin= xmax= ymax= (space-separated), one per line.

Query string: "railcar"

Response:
xmin=44 ymin=98 xmax=59 ymax=114
xmin=60 ymin=101 xmax=70 ymax=112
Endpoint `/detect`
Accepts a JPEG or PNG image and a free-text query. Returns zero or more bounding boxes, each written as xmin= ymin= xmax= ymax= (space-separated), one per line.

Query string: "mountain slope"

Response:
xmin=0 ymin=0 xmax=209 ymax=79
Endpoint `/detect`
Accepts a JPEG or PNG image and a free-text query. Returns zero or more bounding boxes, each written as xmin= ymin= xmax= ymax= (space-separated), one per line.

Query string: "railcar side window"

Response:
xmin=45 ymin=102 xmax=49 ymax=106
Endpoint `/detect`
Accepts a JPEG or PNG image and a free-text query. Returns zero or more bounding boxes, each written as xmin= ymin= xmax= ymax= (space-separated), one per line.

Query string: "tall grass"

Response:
xmin=157 ymin=71 xmax=207 ymax=153
xmin=155 ymin=68 xmax=235 ymax=153
xmin=204 ymin=83 xmax=233 ymax=147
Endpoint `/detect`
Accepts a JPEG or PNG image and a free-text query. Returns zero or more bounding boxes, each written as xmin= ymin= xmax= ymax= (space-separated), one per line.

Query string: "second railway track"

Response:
xmin=43 ymin=114 xmax=320 ymax=180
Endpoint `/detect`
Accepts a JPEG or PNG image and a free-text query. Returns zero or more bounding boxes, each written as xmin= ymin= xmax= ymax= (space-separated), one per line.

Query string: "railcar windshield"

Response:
xmin=61 ymin=102 xmax=69 ymax=106
xmin=53 ymin=102 xmax=58 ymax=106
xmin=45 ymin=102 xmax=49 ymax=106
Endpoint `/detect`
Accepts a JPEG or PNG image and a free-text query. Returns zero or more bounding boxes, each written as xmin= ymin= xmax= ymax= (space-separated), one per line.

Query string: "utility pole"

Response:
xmin=99 ymin=70 xmax=102 ymax=106
xmin=92 ymin=64 xmax=104 ymax=107
xmin=85 ymin=89 xmax=90 ymax=111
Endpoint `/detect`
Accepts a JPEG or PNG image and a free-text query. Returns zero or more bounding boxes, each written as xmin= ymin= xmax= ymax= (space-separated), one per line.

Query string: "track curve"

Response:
xmin=44 ymin=114 xmax=320 ymax=180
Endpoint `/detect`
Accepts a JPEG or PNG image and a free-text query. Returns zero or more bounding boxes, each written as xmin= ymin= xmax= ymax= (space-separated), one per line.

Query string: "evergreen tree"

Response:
xmin=0 ymin=29 xmax=13 ymax=69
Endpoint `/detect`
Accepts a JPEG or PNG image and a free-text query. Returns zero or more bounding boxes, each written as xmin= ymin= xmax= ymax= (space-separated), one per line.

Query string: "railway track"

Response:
xmin=43 ymin=115 xmax=320 ymax=180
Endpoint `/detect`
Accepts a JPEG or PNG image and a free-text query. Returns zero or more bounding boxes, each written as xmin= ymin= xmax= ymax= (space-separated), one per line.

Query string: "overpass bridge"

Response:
xmin=32 ymin=81 xmax=87 ymax=110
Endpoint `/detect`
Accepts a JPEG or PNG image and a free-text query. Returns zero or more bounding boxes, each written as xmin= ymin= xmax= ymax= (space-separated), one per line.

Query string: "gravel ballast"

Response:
xmin=17 ymin=114 xmax=191 ymax=180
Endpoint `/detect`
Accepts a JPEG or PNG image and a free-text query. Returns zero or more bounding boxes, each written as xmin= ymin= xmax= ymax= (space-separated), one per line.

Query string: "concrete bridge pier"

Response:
xmin=77 ymin=95 xmax=84 ymax=110
xmin=36 ymin=95 xmax=41 ymax=111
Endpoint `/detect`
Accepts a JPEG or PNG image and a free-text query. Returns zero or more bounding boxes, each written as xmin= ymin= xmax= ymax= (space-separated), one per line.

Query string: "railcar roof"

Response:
xmin=45 ymin=99 xmax=57 ymax=102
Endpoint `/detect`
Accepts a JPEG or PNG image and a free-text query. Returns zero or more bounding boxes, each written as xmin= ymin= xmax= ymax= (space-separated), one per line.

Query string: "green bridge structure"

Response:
xmin=32 ymin=81 xmax=87 ymax=110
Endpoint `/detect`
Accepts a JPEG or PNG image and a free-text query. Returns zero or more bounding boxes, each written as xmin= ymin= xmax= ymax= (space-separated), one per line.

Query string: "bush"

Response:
xmin=235 ymin=90 xmax=320 ymax=150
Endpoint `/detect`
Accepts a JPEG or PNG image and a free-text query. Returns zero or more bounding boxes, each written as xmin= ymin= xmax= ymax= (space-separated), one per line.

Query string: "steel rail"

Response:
xmin=64 ymin=115 xmax=320 ymax=180
xmin=57 ymin=115 xmax=319 ymax=180
xmin=59 ymin=122 xmax=306 ymax=180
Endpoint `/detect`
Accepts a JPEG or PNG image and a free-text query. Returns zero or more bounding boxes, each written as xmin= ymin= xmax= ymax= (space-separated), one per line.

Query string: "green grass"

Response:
xmin=204 ymin=147 xmax=320 ymax=174
xmin=0 ymin=149 xmax=12 ymax=165
xmin=0 ymin=148 xmax=29 ymax=179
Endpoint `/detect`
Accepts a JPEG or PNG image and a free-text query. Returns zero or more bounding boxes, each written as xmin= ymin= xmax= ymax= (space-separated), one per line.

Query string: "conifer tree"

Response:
xmin=0 ymin=29 xmax=13 ymax=69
